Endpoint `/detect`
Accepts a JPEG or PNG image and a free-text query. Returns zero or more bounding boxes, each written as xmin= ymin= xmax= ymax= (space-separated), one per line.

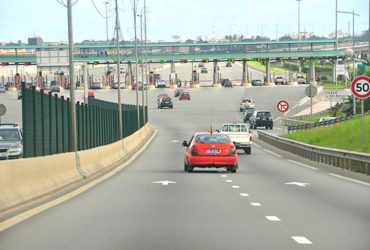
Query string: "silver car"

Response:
xmin=0 ymin=124 xmax=23 ymax=160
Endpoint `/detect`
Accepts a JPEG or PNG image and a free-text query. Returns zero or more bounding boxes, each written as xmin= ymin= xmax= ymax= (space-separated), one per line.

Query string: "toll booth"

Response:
xmin=149 ymin=71 xmax=154 ymax=86
xmin=192 ymin=70 xmax=199 ymax=87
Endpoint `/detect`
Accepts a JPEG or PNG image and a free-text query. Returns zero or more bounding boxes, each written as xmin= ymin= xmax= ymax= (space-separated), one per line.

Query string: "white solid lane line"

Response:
xmin=329 ymin=173 xmax=370 ymax=187
xmin=291 ymin=236 xmax=313 ymax=244
xmin=250 ymin=202 xmax=261 ymax=206
xmin=265 ymin=216 xmax=281 ymax=221
xmin=240 ymin=193 xmax=249 ymax=197
xmin=253 ymin=143 xmax=262 ymax=149
xmin=287 ymin=159 xmax=318 ymax=170
xmin=226 ymin=180 xmax=233 ymax=183
xmin=232 ymin=185 xmax=240 ymax=189
xmin=263 ymin=149 xmax=282 ymax=158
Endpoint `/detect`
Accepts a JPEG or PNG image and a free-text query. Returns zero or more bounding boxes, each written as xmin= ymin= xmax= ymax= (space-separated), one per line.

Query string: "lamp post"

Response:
xmin=138 ymin=13 xmax=145 ymax=124
xmin=144 ymin=0 xmax=148 ymax=123
xmin=337 ymin=10 xmax=359 ymax=114
xmin=297 ymin=0 xmax=302 ymax=73
xmin=115 ymin=0 xmax=122 ymax=139
xmin=133 ymin=0 xmax=140 ymax=129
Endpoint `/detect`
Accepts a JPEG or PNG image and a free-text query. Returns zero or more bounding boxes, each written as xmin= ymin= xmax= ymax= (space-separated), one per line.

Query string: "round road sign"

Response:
xmin=351 ymin=76 xmax=370 ymax=99
xmin=0 ymin=104 xmax=6 ymax=116
xmin=277 ymin=100 xmax=289 ymax=112
xmin=305 ymin=85 xmax=318 ymax=97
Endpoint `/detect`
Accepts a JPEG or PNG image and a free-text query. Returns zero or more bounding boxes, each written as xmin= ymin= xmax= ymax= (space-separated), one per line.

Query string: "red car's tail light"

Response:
xmin=250 ymin=136 xmax=253 ymax=141
xmin=228 ymin=145 xmax=236 ymax=156
xmin=191 ymin=145 xmax=199 ymax=156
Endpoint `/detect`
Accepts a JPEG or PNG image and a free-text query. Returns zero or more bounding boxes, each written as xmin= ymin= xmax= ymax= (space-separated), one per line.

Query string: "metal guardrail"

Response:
xmin=257 ymin=131 xmax=370 ymax=175
xmin=285 ymin=113 xmax=369 ymax=133
xmin=291 ymin=109 xmax=331 ymax=120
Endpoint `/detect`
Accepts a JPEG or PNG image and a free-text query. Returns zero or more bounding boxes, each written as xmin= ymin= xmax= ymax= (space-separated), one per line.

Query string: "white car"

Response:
xmin=239 ymin=98 xmax=255 ymax=112
xmin=220 ymin=123 xmax=252 ymax=154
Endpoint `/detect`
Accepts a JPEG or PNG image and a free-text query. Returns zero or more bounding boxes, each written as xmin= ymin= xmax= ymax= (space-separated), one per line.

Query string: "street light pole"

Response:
xmin=104 ymin=1 xmax=109 ymax=43
xmin=334 ymin=0 xmax=338 ymax=85
xmin=139 ymin=14 xmax=145 ymax=124
xmin=67 ymin=0 xmax=77 ymax=152
xmin=297 ymin=0 xmax=302 ymax=73
xmin=144 ymin=0 xmax=148 ymax=123
xmin=115 ymin=0 xmax=122 ymax=139
xmin=133 ymin=0 xmax=140 ymax=129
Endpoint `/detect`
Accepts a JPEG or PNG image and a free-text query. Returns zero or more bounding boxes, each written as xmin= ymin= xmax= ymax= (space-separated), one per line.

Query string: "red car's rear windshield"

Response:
xmin=195 ymin=134 xmax=230 ymax=144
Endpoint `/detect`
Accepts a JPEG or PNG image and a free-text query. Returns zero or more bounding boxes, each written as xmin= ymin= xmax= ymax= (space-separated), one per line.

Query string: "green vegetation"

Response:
xmin=321 ymin=83 xmax=349 ymax=89
xmin=247 ymin=61 xmax=303 ymax=75
xmin=282 ymin=115 xmax=370 ymax=153
xmin=301 ymin=112 xmax=347 ymax=123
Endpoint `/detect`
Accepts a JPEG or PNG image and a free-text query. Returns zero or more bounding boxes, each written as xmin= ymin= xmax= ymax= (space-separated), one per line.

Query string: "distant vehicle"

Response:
xmin=154 ymin=74 xmax=161 ymax=80
xmin=201 ymin=67 xmax=208 ymax=74
xmin=90 ymin=82 xmax=103 ymax=89
xmin=224 ymin=80 xmax=232 ymax=88
xmin=221 ymin=78 xmax=230 ymax=86
xmin=198 ymin=63 xmax=205 ymax=67
xmin=319 ymin=117 xmax=337 ymax=123
xmin=251 ymin=79 xmax=263 ymax=86
xmin=275 ymin=76 xmax=285 ymax=85
xmin=112 ymin=82 xmax=124 ymax=89
xmin=174 ymin=88 xmax=184 ymax=97
xmin=179 ymin=91 xmax=190 ymax=100
xmin=0 ymin=86 xmax=5 ymax=93
xmin=157 ymin=93 xmax=169 ymax=101
xmin=50 ymin=85 xmax=60 ymax=93
xmin=182 ymin=132 xmax=238 ymax=173
xmin=158 ymin=96 xmax=173 ymax=109
xmin=108 ymin=66 xmax=116 ymax=72
xmin=88 ymin=91 xmax=95 ymax=99
xmin=297 ymin=75 xmax=307 ymax=84
xmin=4 ymin=82 xmax=12 ymax=90
xmin=243 ymin=108 xmax=256 ymax=122
xmin=239 ymin=98 xmax=255 ymax=112
xmin=226 ymin=62 xmax=232 ymax=67
xmin=17 ymin=91 xmax=22 ymax=100
xmin=220 ymin=123 xmax=252 ymax=154
xmin=119 ymin=67 xmax=127 ymax=74
xmin=156 ymin=80 xmax=167 ymax=88
xmin=0 ymin=123 xmax=23 ymax=160
xmin=249 ymin=110 xmax=273 ymax=130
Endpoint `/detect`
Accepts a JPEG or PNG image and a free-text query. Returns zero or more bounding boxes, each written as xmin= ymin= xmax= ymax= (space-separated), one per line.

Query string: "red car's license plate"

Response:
xmin=206 ymin=149 xmax=220 ymax=153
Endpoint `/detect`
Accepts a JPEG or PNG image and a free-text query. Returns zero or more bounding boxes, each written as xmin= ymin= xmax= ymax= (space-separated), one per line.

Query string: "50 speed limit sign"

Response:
xmin=351 ymin=76 xmax=370 ymax=99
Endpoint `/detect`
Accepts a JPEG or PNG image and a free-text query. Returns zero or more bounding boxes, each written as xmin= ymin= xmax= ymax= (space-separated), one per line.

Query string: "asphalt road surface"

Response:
xmin=1 ymin=85 xmax=369 ymax=250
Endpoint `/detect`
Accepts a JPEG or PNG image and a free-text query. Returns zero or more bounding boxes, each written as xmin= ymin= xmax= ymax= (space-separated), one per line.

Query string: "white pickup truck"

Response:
xmin=219 ymin=123 xmax=252 ymax=154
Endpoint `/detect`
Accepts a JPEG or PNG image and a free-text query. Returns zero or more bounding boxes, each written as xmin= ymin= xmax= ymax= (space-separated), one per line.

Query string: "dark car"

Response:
xmin=226 ymin=62 xmax=232 ymax=67
xmin=174 ymin=88 xmax=184 ymax=97
xmin=154 ymin=74 xmax=161 ymax=80
xmin=251 ymin=79 xmax=263 ymax=86
xmin=201 ymin=67 xmax=208 ymax=74
xmin=249 ymin=110 xmax=273 ymax=129
xmin=224 ymin=80 xmax=232 ymax=88
xmin=158 ymin=96 xmax=173 ymax=109
xmin=50 ymin=85 xmax=60 ymax=93
xmin=17 ymin=91 xmax=22 ymax=100
xmin=0 ymin=124 xmax=23 ymax=160
xmin=220 ymin=78 xmax=230 ymax=86
xmin=243 ymin=108 xmax=256 ymax=122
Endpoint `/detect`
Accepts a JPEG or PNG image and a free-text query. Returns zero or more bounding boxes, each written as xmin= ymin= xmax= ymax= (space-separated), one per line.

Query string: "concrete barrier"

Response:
xmin=0 ymin=123 xmax=153 ymax=213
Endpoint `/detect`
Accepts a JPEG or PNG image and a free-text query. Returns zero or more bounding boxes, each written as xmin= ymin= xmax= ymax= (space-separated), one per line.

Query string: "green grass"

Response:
xmin=247 ymin=61 xmax=300 ymax=74
xmin=282 ymin=115 xmax=370 ymax=153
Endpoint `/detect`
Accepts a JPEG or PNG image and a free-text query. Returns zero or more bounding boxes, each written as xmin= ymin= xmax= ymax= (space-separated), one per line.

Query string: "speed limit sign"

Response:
xmin=351 ymin=76 xmax=370 ymax=99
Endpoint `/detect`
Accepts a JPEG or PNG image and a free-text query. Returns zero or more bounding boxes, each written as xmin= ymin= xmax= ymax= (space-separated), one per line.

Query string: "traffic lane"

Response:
xmin=0 ymin=94 xmax=300 ymax=250
xmin=232 ymin=140 xmax=370 ymax=249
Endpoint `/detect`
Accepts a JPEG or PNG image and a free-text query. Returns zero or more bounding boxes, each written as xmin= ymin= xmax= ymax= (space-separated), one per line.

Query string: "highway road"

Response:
xmin=1 ymin=84 xmax=369 ymax=250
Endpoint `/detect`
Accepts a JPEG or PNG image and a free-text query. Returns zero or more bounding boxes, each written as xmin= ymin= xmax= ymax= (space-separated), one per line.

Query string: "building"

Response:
xmin=28 ymin=36 xmax=43 ymax=46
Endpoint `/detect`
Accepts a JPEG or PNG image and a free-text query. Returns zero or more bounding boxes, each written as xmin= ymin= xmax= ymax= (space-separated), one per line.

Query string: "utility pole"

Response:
xmin=144 ymin=0 xmax=149 ymax=123
xmin=334 ymin=0 xmax=338 ymax=85
xmin=115 ymin=0 xmax=122 ymax=139
xmin=297 ymin=0 xmax=302 ymax=73
xmin=67 ymin=0 xmax=77 ymax=152
xmin=139 ymin=14 xmax=145 ymax=124
xmin=133 ymin=0 xmax=140 ymax=129
xmin=104 ymin=1 xmax=109 ymax=43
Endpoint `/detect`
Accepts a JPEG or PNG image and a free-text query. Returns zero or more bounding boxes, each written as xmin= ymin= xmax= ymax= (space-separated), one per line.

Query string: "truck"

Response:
xmin=219 ymin=123 xmax=252 ymax=154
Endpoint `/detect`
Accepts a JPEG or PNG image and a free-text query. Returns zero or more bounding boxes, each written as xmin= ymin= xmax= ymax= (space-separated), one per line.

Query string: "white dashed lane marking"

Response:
xmin=287 ymin=159 xmax=318 ymax=170
xmin=240 ymin=193 xmax=249 ymax=197
xmin=232 ymin=185 xmax=240 ymax=189
xmin=221 ymin=175 xmax=228 ymax=178
xmin=250 ymin=202 xmax=261 ymax=206
xmin=265 ymin=216 xmax=281 ymax=221
xmin=291 ymin=236 xmax=313 ymax=244
xmin=329 ymin=173 xmax=370 ymax=187
xmin=226 ymin=180 xmax=233 ymax=183
xmin=263 ymin=149 xmax=282 ymax=158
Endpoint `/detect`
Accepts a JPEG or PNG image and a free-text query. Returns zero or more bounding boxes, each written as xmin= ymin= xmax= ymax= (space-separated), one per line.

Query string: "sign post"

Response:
xmin=351 ymin=76 xmax=370 ymax=152
xmin=277 ymin=100 xmax=289 ymax=134
xmin=305 ymin=85 xmax=318 ymax=122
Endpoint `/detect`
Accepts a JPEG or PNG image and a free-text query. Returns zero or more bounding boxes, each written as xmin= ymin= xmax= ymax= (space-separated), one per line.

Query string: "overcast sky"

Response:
xmin=0 ymin=0 xmax=368 ymax=43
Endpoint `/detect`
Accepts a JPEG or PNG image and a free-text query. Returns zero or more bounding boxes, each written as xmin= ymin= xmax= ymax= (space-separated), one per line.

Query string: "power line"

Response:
xmin=90 ymin=0 xmax=114 ymax=18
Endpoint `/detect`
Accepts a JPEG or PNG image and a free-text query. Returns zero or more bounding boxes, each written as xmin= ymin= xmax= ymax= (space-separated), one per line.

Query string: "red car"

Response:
xmin=198 ymin=63 xmax=205 ymax=67
xmin=179 ymin=91 xmax=190 ymax=100
xmin=183 ymin=132 xmax=238 ymax=173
